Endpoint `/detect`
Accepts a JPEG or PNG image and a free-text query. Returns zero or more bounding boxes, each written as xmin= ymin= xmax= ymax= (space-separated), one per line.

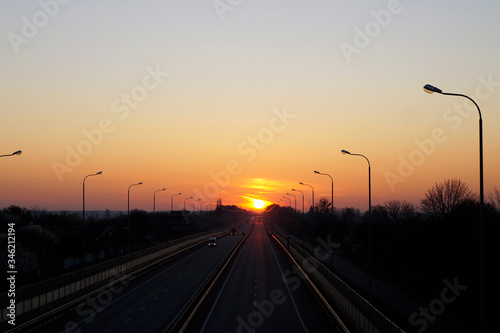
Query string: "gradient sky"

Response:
xmin=1 ymin=0 xmax=499 ymax=213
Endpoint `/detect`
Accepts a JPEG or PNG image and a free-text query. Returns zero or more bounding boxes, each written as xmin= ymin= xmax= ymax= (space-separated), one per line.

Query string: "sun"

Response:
xmin=253 ymin=199 xmax=265 ymax=209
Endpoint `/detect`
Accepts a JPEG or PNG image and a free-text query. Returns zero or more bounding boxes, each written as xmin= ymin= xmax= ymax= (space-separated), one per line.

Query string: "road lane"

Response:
xmin=36 ymin=223 xmax=251 ymax=333
xmin=187 ymin=223 xmax=338 ymax=333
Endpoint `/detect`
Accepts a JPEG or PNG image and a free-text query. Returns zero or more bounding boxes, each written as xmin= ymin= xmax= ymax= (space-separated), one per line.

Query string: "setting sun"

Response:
xmin=253 ymin=199 xmax=265 ymax=209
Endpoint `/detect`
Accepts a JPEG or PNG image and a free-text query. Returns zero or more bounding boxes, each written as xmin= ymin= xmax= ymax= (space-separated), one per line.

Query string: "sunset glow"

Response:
xmin=1 ymin=1 xmax=499 ymax=214
xmin=253 ymin=200 xmax=265 ymax=210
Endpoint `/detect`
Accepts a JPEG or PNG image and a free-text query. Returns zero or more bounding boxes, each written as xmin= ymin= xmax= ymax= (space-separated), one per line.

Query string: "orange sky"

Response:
xmin=1 ymin=2 xmax=500 ymax=213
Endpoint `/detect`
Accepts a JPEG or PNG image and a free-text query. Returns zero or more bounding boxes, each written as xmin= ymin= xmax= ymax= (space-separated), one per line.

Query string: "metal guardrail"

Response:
xmin=268 ymin=225 xmax=405 ymax=333
xmin=170 ymin=223 xmax=254 ymax=333
xmin=1 ymin=226 xmax=232 ymax=331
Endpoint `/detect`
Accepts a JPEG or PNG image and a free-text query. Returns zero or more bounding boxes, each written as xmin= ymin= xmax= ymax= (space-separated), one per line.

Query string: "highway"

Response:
xmin=185 ymin=223 xmax=340 ymax=333
xmin=35 ymin=223 xmax=252 ymax=333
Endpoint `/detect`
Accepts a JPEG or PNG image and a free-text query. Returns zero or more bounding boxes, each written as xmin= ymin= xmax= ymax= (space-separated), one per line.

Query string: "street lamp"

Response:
xmin=424 ymin=84 xmax=485 ymax=331
xmin=282 ymin=196 xmax=291 ymax=207
xmin=299 ymin=182 xmax=314 ymax=212
xmin=0 ymin=150 xmax=22 ymax=157
xmin=184 ymin=196 xmax=193 ymax=211
xmin=314 ymin=170 xmax=334 ymax=213
xmin=127 ymin=182 xmax=143 ymax=253
xmin=82 ymin=171 xmax=102 ymax=264
xmin=286 ymin=193 xmax=297 ymax=212
xmin=342 ymin=149 xmax=372 ymax=294
xmin=292 ymin=188 xmax=305 ymax=216
xmin=153 ymin=188 xmax=166 ymax=213
xmin=193 ymin=198 xmax=201 ymax=212
xmin=314 ymin=170 xmax=335 ymax=243
xmin=171 ymin=192 xmax=182 ymax=213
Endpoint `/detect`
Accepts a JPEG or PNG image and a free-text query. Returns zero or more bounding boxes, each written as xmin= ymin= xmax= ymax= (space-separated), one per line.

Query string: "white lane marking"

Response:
xmin=265 ymin=233 xmax=310 ymax=333
xmin=63 ymin=245 xmax=208 ymax=332
xmin=124 ymin=318 xmax=131 ymax=324
xmin=199 ymin=238 xmax=248 ymax=333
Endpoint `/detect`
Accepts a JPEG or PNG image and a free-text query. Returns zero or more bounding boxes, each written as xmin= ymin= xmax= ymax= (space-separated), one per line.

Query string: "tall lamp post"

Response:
xmin=286 ymin=192 xmax=297 ymax=229
xmin=299 ymin=182 xmax=315 ymax=212
xmin=342 ymin=149 xmax=372 ymax=294
xmin=193 ymin=198 xmax=201 ymax=212
xmin=82 ymin=171 xmax=102 ymax=264
xmin=314 ymin=170 xmax=335 ymax=245
xmin=424 ymin=84 xmax=485 ymax=331
xmin=153 ymin=188 xmax=166 ymax=213
xmin=286 ymin=193 xmax=297 ymax=212
xmin=127 ymin=182 xmax=143 ymax=254
xmin=314 ymin=170 xmax=334 ymax=213
xmin=184 ymin=196 xmax=193 ymax=211
xmin=0 ymin=150 xmax=22 ymax=157
xmin=171 ymin=192 xmax=182 ymax=213
xmin=292 ymin=188 xmax=304 ymax=217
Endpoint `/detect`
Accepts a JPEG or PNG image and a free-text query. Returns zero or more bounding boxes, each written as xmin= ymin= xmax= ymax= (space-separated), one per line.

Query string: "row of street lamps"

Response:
xmin=80 ymin=174 xmax=216 ymax=255
xmin=276 ymin=84 xmax=485 ymax=330
xmin=2 ymin=82 xmax=486 ymax=330
xmin=274 ymin=84 xmax=486 ymax=332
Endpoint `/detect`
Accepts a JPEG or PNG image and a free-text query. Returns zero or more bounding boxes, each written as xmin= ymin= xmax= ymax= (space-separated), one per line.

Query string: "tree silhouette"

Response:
xmin=384 ymin=200 xmax=417 ymax=223
xmin=420 ymin=178 xmax=475 ymax=217
xmin=316 ymin=197 xmax=331 ymax=214
xmin=489 ymin=186 xmax=500 ymax=212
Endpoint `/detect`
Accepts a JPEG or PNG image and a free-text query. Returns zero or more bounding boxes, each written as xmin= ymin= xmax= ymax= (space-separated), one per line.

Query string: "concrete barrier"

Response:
xmin=1 ymin=227 xmax=231 ymax=329
xmin=268 ymin=225 xmax=404 ymax=333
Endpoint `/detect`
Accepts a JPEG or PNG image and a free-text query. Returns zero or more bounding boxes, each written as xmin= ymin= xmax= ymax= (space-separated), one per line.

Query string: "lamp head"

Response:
xmin=341 ymin=149 xmax=351 ymax=155
xmin=423 ymin=84 xmax=442 ymax=94
xmin=96 ymin=171 xmax=102 ymax=175
xmin=299 ymin=182 xmax=304 ymax=185
xmin=161 ymin=188 xmax=166 ymax=191
xmin=12 ymin=150 xmax=22 ymax=156
xmin=292 ymin=188 xmax=296 ymax=191
xmin=314 ymin=170 xmax=320 ymax=174
xmin=138 ymin=182 xmax=143 ymax=185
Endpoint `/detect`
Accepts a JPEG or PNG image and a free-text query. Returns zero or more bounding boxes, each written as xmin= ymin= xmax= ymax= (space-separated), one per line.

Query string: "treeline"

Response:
xmin=0 ymin=204 xmax=248 ymax=285
xmin=263 ymin=178 xmax=499 ymax=329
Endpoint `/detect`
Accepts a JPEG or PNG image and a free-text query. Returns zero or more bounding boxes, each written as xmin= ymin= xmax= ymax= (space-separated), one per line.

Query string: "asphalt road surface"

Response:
xmin=35 ymin=223 xmax=252 ymax=333
xmin=185 ymin=223 xmax=341 ymax=333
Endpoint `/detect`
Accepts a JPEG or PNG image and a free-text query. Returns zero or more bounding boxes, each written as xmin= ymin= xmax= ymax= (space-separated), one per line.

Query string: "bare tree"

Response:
xmin=420 ymin=178 xmax=475 ymax=217
xmin=384 ymin=200 xmax=417 ymax=222
xmin=316 ymin=197 xmax=331 ymax=214
xmin=489 ymin=186 xmax=500 ymax=212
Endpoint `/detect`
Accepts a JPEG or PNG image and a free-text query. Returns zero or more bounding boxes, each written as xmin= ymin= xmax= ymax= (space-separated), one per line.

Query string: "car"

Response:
xmin=208 ymin=237 xmax=217 ymax=247
xmin=230 ymin=227 xmax=237 ymax=235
